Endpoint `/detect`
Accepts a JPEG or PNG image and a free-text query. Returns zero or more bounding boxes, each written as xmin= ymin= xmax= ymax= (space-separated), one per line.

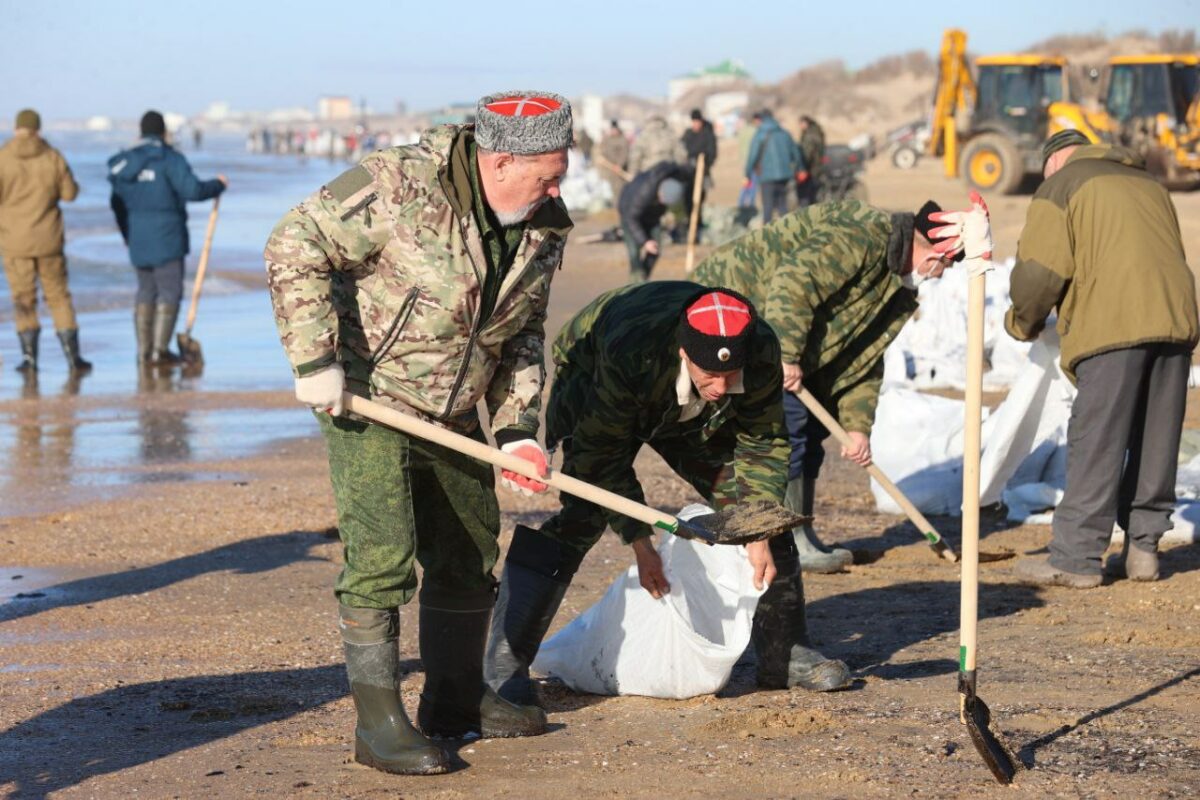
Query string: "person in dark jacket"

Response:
xmin=795 ymin=115 xmax=825 ymax=208
xmin=744 ymin=111 xmax=802 ymax=223
xmin=108 ymin=110 xmax=226 ymax=366
xmin=1005 ymin=130 xmax=1200 ymax=588
xmin=617 ymin=161 xmax=693 ymax=282
xmin=679 ymin=108 xmax=717 ymax=241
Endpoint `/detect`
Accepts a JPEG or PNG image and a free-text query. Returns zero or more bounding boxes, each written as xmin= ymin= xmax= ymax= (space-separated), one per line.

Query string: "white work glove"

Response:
xmin=294 ymin=363 xmax=345 ymax=416
xmin=928 ymin=189 xmax=994 ymax=262
xmin=499 ymin=439 xmax=549 ymax=496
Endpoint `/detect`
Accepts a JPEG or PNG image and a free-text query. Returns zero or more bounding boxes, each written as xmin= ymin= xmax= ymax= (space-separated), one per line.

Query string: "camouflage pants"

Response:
xmin=319 ymin=412 xmax=501 ymax=610
xmin=1 ymin=254 xmax=78 ymax=333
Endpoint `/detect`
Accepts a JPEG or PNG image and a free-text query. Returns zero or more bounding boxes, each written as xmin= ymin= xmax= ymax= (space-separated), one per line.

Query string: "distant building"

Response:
xmin=668 ymin=59 xmax=753 ymax=107
xmin=318 ymin=96 xmax=354 ymax=121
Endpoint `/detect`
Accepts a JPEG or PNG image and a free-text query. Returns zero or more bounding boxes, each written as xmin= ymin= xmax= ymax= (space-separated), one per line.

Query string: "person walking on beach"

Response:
xmin=0 ymin=108 xmax=91 ymax=374
xmin=108 ymin=111 xmax=226 ymax=367
xmin=265 ymin=91 xmax=573 ymax=775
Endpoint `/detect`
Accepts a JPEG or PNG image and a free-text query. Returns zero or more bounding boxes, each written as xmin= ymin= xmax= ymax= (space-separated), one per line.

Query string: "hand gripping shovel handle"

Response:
xmin=183 ymin=196 xmax=220 ymax=334
xmin=342 ymin=394 xmax=694 ymax=539
xmin=793 ymin=388 xmax=958 ymax=562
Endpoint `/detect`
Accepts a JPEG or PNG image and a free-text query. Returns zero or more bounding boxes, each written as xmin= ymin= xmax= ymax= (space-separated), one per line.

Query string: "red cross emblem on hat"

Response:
xmin=485 ymin=95 xmax=563 ymax=116
xmin=686 ymin=291 xmax=753 ymax=337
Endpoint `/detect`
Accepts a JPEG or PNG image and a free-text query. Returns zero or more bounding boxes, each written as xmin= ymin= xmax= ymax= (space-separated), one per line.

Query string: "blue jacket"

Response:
xmin=107 ymin=137 xmax=224 ymax=267
xmin=745 ymin=118 xmax=804 ymax=183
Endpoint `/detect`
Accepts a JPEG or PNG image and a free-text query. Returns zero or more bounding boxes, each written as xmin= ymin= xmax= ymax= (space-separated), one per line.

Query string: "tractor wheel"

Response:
xmin=960 ymin=134 xmax=1024 ymax=195
xmin=892 ymin=145 xmax=919 ymax=170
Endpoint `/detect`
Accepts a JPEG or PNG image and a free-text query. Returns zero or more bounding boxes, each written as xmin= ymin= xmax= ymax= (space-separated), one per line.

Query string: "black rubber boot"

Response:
xmin=484 ymin=525 xmax=585 ymax=707
xmin=15 ymin=329 xmax=38 ymax=373
xmin=57 ymin=329 xmax=93 ymax=374
xmin=787 ymin=476 xmax=852 ymax=573
xmin=417 ymin=585 xmax=547 ymax=739
xmin=339 ymin=604 xmax=449 ymax=775
xmin=149 ymin=303 xmax=181 ymax=365
xmin=753 ymin=538 xmax=851 ymax=692
xmin=134 ymin=304 xmax=154 ymax=365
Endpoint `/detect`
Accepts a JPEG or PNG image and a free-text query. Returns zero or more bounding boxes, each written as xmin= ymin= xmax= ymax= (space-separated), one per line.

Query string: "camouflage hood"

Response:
xmin=265 ymin=124 xmax=572 ymax=436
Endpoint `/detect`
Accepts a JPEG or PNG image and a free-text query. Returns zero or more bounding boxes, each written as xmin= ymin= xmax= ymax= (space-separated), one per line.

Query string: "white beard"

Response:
xmin=901 ymin=269 xmax=930 ymax=291
xmin=495 ymin=198 xmax=545 ymax=226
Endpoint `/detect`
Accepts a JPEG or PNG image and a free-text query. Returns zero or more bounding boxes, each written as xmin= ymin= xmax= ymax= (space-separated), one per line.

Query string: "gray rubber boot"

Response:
xmin=484 ymin=525 xmax=583 ymax=707
xmin=1104 ymin=538 xmax=1160 ymax=582
xmin=15 ymin=329 xmax=38 ymax=373
xmin=134 ymin=304 xmax=155 ymax=365
xmin=753 ymin=541 xmax=852 ymax=692
xmin=339 ymin=604 xmax=449 ymax=775
xmin=149 ymin=303 xmax=181 ymax=365
xmin=57 ymin=329 xmax=93 ymax=374
xmin=787 ymin=477 xmax=852 ymax=573
xmin=418 ymin=585 xmax=547 ymax=739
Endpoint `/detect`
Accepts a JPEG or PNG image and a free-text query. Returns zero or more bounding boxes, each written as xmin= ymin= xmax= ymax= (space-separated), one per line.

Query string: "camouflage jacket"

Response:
xmin=692 ymin=201 xmax=919 ymax=434
xmin=627 ymin=118 xmax=687 ymax=175
xmin=548 ymin=281 xmax=788 ymax=544
xmin=264 ymin=125 xmax=573 ymax=436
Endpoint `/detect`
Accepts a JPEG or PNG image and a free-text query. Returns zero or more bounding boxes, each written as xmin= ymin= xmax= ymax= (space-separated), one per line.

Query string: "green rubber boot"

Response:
xmin=787 ymin=477 xmax=852 ymax=573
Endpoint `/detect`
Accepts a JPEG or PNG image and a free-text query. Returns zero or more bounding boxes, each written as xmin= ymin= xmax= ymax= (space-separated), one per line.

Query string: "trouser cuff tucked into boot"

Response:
xmin=786 ymin=478 xmax=852 ymax=573
xmin=418 ymin=584 xmax=547 ymax=739
xmin=485 ymin=525 xmax=584 ymax=707
xmin=339 ymin=604 xmax=448 ymax=775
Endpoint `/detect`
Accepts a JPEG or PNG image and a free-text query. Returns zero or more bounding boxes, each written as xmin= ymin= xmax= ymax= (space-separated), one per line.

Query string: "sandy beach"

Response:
xmin=2 ymin=143 xmax=1199 ymax=799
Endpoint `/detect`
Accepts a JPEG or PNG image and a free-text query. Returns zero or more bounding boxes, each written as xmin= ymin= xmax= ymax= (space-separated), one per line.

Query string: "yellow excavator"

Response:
xmin=1097 ymin=54 xmax=1200 ymax=188
xmin=928 ymin=29 xmax=1106 ymax=194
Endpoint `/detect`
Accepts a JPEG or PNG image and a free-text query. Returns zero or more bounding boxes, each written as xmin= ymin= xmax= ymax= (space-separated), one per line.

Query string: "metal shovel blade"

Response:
xmin=674 ymin=500 xmax=808 ymax=545
xmin=176 ymin=331 xmax=203 ymax=365
xmin=961 ymin=689 xmax=1019 ymax=784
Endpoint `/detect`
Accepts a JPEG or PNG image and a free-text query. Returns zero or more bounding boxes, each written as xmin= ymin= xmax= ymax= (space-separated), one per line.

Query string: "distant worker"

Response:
xmin=574 ymin=128 xmax=594 ymax=161
xmin=485 ymin=283 xmax=852 ymax=710
xmin=795 ymin=115 xmax=825 ymax=208
xmin=0 ymin=108 xmax=91 ymax=374
xmin=744 ymin=110 xmax=804 ymax=224
xmin=108 ymin=111 xmax=227 ymax=367
xmin=1009 ymin=131 xmax=1199 ymax=588
xmin=627 ymin=115 xmax=687 ymax=175
xmin=680 ymin=108 xmax=717 ymax=240
xmin=693 ymin=199 xmax=963 ymax=572
xmin=618 ymin=162 xmax=693 ymax=283
xmin=736 ymin=111 xmax=763 ymax=217
xmin=596 ymin=120 xmax=630 ymax=205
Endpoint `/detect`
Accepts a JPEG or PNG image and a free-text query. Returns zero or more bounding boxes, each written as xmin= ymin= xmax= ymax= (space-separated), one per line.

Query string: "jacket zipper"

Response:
xmin=370 ymin=286 xmax=420 ymax=364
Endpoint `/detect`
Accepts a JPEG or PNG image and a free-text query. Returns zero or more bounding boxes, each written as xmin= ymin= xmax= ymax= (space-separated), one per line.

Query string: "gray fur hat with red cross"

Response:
xmin=678 ymin=287 xmax=757 ymax=372
xmin=475 ymin=90 xmax=573 ymax=155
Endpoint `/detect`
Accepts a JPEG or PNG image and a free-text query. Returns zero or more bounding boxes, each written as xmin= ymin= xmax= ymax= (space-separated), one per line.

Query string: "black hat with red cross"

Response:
xmin=678 ymin=287 xmax=757 ymax=372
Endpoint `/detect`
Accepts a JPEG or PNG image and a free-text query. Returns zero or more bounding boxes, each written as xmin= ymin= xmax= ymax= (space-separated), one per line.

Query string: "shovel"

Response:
xmin=343 ymin=393 xmax=805 ymax=546
xmin=793 ymin=388 xmax=958 ymax=563
xmin=177 ymin=196 xmax=220 ymax=364
xmin=959 ymin=267 xmax=1020 ymax=784
xmin=684 ymin=152 xmax=706 ymax=274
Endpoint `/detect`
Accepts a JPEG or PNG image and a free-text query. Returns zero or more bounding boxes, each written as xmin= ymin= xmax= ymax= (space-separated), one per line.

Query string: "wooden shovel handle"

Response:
xmin=184 ymin=196 xmax=220 ymax=333
xmin=342 ymin=394 xmax=678 ymax=532
xmin=684 ymin=153 xmax=706 ymax=274
xmin=793 ymin=388 xmax=957 ymax=561
xmin=959 ymin=271 xmax=986 ymax=676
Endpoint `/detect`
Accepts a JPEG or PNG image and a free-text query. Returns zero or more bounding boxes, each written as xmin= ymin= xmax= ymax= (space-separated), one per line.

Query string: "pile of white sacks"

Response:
xmin=557 ymin=151 xmax=613 ymax=214
xmin=872 ymin=258 xmax=1199 ymax=543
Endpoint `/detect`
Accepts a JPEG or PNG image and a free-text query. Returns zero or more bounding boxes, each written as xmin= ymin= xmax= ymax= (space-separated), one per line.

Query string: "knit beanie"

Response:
xmin=475 ymin=91 xmax=572 ymax=155
xmin=678 ymin=287 xmax=757 ymax=372
xmin=15 ymin=109 xmax=40 ymax=131
xmin=1042 ymin=129 xmax=1091 ymax=168
xmin=140 ymin=110 xmax=167 ymax=138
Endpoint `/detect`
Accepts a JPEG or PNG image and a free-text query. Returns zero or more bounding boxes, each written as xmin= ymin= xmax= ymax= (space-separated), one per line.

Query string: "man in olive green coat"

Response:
xmin=693 ymin=200 xmax=961 ymax=572
xmin=485 ymin=282 xmax=851 ymax=708
xmin=1009 ymin=130 xmax=1199 ymax=588
xmin=265 ymin=91 xmax=573 ymax=775
xmin=0 ymin=109 xmax=90 ymax=374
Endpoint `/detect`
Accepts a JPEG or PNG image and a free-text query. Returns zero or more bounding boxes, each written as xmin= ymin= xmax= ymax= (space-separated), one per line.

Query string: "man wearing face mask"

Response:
xmin=265 ymin=91 xmax=573 ymax=775
xmin=692 ymin=199 xmax=961 ymax=572
xmin=485 ymin=283 xmax=852 ymax=709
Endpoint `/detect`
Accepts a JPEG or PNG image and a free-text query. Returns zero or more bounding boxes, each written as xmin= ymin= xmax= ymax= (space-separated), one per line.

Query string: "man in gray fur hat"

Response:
xmin=265 ymin=90 xmax=573 ymax=775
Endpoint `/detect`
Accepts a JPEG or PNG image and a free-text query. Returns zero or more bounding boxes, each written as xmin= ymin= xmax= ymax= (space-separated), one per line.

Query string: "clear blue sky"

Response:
xmin=1 ymin=0 xmax=1195 ymax=123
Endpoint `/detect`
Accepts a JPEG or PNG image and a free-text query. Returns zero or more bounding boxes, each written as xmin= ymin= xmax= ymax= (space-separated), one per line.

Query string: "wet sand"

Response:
xmin=2 ymin=153 xmax=1199 ymax=798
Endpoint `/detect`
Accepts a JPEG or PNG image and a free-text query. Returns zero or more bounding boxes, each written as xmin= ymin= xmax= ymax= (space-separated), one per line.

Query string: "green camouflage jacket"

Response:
xmin=692 ymin=201 xmax=918 ymax=434
xmin=548 ymin=281 xmax=788 ymax=544
xmin=264 ymin=125 xmax=573 ymax=436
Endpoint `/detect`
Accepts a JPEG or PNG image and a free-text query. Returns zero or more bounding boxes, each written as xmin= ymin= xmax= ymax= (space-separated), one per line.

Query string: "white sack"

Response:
xmin=532 ymin=506 xmax=765 ymax=699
